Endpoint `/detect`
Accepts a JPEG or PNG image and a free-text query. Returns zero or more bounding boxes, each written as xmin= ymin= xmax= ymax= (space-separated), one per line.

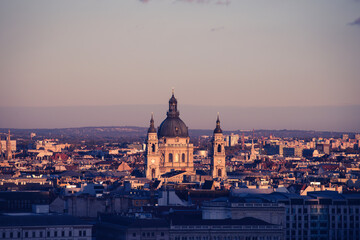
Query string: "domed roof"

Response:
xmin=157 ymin=91 xmax=189 ymax=138
xmin=158 ymin=117 xmax=188 ymax=138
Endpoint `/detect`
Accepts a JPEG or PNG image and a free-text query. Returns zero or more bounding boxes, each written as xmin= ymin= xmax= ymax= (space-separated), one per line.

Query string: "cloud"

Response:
xmin=349 ymin=17 xmax=360 ymax=26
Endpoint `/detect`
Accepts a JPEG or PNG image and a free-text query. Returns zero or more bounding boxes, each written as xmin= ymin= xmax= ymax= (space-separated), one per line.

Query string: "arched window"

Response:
xmin=182 ymin=153 xmax=186 ymax=162
xmin=217 ymin=144 xmax=222 ymax=153
xmin=218 ymin=169 xmax=222 ymax=177
xmin=151 ymin=144 xmax=155 ymax=153
xmin=152 ymin=169 xmax=156 ymax=179
xmin=169 ymin=153 xmax=173 ymax=162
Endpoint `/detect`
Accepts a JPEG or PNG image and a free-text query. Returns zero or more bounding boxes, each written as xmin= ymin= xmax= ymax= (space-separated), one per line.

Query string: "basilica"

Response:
xmin=145 ymin=91 xmax=227 ymax=181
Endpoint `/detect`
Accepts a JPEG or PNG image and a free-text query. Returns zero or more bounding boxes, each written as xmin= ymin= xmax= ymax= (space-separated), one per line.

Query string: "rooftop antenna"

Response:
xmin=172 ymin=87 xmax=175 ymax=96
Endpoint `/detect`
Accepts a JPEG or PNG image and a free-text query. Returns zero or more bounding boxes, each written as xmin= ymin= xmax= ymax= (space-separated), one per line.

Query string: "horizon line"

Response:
xmin=0 ymin=126 xmax=357 ymax=134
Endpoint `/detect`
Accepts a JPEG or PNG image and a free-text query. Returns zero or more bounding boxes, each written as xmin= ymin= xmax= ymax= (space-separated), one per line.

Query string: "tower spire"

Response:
xmin=214 ymin=113 xmax=222 ymax=133
xmin=148 ymin=113 xmax=156 ymax=133
xmin=167 ymin=89 xmax=179 ymax=118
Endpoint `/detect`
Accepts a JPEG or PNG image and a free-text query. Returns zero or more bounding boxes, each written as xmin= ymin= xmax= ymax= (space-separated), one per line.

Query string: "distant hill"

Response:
xmin=1 ymin=105 xmax=359 ymax=132
xmin=0 ymin=127 xmax=353 ymax=143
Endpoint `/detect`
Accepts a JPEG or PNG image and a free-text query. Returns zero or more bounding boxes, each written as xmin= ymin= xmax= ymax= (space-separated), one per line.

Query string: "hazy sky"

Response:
xmin=0 ymin=0 xmax=360 ymax=130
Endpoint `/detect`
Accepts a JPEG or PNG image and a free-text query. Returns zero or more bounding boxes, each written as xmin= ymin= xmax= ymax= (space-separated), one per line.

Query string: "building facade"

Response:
xmin=146 ymin=92 xmax=227 ymax=181
xmin=210 ymin=115 xmax=227 ymax=180
xmin=145 ymin=92 xmax=194 ymax=179
xmin=96 ymin=215 xmax=284 ymax=240
xmin=0 ymin=214 xmax=92 ymax=240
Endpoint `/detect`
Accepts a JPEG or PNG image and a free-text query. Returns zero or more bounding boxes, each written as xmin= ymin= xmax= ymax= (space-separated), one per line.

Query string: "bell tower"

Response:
xmin=145 ymin=113 xmax=161 ymax=179
xmin=211 ymin=114 xmax=227 ymax=180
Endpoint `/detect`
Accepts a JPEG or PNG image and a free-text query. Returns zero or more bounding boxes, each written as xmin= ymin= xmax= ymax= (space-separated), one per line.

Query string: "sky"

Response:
xmin=0 ymin=0 xmax=360 ymax=131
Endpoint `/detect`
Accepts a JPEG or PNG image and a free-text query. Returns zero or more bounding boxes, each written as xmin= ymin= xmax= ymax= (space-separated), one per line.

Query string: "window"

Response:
xmin=169 ymin=153 xmax=173 ymax=162
xmin=18 ymin=232 xmax=21 ymax=238
xmin=83 ymin=230 xmax=86 ymax=236
xmin=133 ymin=232 xmax=136 ymax=237
xmin=10 ymin=232 xmax=13 ymax=238
xmin=54 ymin=231 xmax=57 ymax=237
xmin=217 ymin=144 xmax=222 ymax=153
xmin=69 ymin=231 xmax=72 ymax=237
xmin=47 ymin=231 xmax=50 ymax=237
xmin=25 ymin=232 xmax=28 ymax=238
xmin=152 ymin=144 xmax=155 ymax=152
xmin=79 ymin=230 xmax=82 ymax=237
xmin=161 ymin=232 xmax=164 ymax=236
xmin=40 ymin=232 xmax=43 ymax=237
xmin=182 ymin=153 xmax=186 ymax=162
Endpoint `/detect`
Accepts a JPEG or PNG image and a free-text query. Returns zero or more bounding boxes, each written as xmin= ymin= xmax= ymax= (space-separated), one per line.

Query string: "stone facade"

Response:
xmin=210 ymin=115 xmax=227 ymax=180
xmin=145 ymin=92 xmax=227 ymax=181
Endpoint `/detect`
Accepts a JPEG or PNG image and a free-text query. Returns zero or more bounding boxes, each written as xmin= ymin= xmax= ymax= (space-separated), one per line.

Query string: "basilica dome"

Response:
xmin=158 ymin=116 xmax=189 ymax=138
xmin=157 ymin=92 xmax=189 ymax=138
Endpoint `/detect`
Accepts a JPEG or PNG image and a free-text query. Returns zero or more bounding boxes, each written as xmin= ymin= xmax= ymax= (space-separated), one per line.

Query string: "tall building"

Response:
xmin=342 ymin=134 xmax=349 ymax=141
xmin=145 ymin=91 xmax=194 ymax=180
xmin=0 ymin=136 xmax=2 ymax=160
xmin=210 ymin=114 xmax=227 ymax=180
xmin=226 ymin=133 xmax=239 ymax=147
xmin=241 ymin=133 xmax=245 ymax=150
xmin=355 ymin=134 xmax=360 ymax=140
xmin=6 ymin=130 xmax=12 ymax=160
